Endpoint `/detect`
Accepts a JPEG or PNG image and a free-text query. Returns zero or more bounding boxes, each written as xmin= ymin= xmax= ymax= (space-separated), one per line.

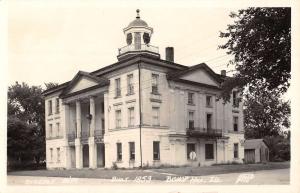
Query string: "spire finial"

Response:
xmin=136 ymin=9 xmax=140 ymax=19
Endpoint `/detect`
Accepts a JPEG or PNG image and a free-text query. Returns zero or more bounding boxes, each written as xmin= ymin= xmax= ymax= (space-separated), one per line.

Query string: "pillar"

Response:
xmin=64 ymin=104 xmax=70 ymax=139
xmin=89 ymin=97 xmax=96 ymax=137
xmin=104 ymin=92 xmax=109 ymax=133
xmin=65 ymin=146 xmax=72 ymax=169
xmin=75 ymin=139 xmax=83 ymax=169
xmin=76 ymin=101 xmax=81 ymax=138
xmin=89 ymin=138 xmax=97 ymax=169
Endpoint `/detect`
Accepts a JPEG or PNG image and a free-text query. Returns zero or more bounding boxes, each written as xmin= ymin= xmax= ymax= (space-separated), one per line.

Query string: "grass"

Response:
xmin=7 ymin=161 xmax=290 ymax=181
xmin=151 ymin=161 xmax=290 ymax=177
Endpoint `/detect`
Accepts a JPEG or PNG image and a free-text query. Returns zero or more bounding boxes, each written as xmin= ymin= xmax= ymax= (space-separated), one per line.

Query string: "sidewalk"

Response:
xmin=7 ymin=168 xmax=290 ymax=185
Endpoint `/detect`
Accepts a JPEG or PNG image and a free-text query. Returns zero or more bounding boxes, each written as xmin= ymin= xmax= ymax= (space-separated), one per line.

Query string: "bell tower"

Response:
xmin=117 ymin=9 xmax=160 ymax=61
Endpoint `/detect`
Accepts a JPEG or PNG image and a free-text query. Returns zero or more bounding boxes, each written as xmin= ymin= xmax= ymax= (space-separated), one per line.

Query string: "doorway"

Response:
xmin=82 ymin=145 xmax=89 ymax=167
xmin=97 ymin=143 xmax=105 ymax=167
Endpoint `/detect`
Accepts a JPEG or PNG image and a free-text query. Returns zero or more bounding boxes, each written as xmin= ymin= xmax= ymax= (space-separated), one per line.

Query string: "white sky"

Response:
xmin=8 ymin=1 xmax=245 ymax=87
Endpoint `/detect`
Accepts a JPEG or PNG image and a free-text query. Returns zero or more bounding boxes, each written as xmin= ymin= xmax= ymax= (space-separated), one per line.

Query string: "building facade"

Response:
xmin=43 ymin=10 xmax=245 ymax=169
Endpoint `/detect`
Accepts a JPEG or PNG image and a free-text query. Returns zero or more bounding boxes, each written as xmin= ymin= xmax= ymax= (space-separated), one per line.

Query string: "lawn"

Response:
xmin=151 ymin=161 xmax=290 ymax=177
xmin=7 ymin=162 xmax=290 ymax=181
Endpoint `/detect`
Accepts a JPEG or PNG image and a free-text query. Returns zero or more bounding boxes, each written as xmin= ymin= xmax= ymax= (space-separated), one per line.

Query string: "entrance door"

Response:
xmin=70 ymin=146 xmax=76 ymax=168
xmin=245 ymin=149 xmax=255 ymax=163
xmin=97 ymin=143 xmax=105 ymax=167
xmin=82 ymin=145 xmax=89 ymax=167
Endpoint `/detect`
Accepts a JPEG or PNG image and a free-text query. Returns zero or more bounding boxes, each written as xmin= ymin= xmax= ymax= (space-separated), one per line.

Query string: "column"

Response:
xmin=75 ymin=139 xmax=83 ymax=169
xmin=64 ymin=104 xmax=70 ymax=139
xmin=76 ymin=101 xmax=81 ymax=138
xmin=89 ymin=96 xmax=96 ymax=137
xmin=104 ymin=92 xmax=109 ymax=133
xmin=89 ymin=138 xmax=97 ymax=169
xmin=65 ymin=146 xmax=72 ymax=169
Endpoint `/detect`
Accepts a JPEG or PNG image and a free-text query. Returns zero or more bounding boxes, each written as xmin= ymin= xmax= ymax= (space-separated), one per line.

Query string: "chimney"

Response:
xmin=165 ymin=47 xmax=174 ymax=62
xmin=221 ymin=70 xmax=226 ymax=76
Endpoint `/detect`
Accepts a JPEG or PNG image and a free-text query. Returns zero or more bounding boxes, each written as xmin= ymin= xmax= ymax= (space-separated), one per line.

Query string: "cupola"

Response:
xmin=117 ymin=9 xmax=160 ymax=61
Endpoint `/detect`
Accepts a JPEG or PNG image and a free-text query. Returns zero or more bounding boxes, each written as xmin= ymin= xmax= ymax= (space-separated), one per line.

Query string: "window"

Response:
xmin=117 ymin=143 xmax=122 ymax=161
xmin=115 ymin=78 xmax=121 ymax=97
xmin=115 ymin=110 xmax=122 ymax=128
xmin=206 ymin=114 xmax=212 ymax=130
xmin=128 ymin=107 xmax=135 ymax=127
xmin=233 ymin=116 xmax=238 ymax=131
xmin=50 ymin=148 xmax=53 ymax=162
xmin=234 ymin=143 xmax=239 ymax=158
xmin=127 ymin=74 xmax=134 ymax=95
xmin=57 ymin=148 xmax=60 ymax=162
xmin=56 ymin=123 xmax=60 ymax=137
xmin=49 ymin=124 xmax=53 ymax=138
xmin=151 ymin=74 xmax=159 ymax=94
xmin=232 ymin=91 xmax=239 ymax=108
xmin=152 ymin=107 xmax=160 ymax=126
xmin=206 ymin=96 xmax=212 ymax=107
xmin=205 ymin=144 xmax=214 ymax=159
xmin=187 ymin=143 xmax=196 ymax=160
xmin=188 ymin=111 xmax=194 ymax=129
xmin=129 ymin=142 xmax=135 ymax=161
xmin=48 ymin=100 xmax=53 ymax=115
xmin=153 ymin=141 xmax=160 ymax=160
xmin=188 ymin=92 xmax=194 ymax=105
xmin=55 ymin=98 xmax=60 ymax=113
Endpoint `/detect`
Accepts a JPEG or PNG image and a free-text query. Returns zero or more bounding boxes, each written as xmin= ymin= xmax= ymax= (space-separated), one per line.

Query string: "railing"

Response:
xmin=186 ymin=127 xmax=223 ymax=138
xmin=81 ymin=131 xmax=89 ymax=144
xmin=94 ymin=129 xmax=104 ymax=143
xmin=46 ymin=136 xmax=64 ymax=140
xmin=67 ymin=132 xmax=76 ymax=142
xmin=118 ymin=44 xmax=159 ymax=55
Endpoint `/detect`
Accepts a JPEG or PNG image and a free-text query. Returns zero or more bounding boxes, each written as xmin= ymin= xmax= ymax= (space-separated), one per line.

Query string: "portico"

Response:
xmin=59 ymin=71 xmax=109 ymax=169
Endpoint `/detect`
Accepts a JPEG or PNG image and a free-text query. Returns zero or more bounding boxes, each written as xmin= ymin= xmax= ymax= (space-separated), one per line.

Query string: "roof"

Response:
xmin=59 ymin=71 xmax=109 ymax=97
xmin=244 ymin=139 xmax=268 ymax=149
xmin=167 ymin=63 xmax=223 ymax=84
xmin=42 ymin=54 xmax=227 ymax=97
xmin=128 ymin=18 xmax=148 ymax=27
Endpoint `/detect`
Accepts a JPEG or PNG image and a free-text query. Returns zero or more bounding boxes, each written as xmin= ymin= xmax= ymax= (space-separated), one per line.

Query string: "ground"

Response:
xmin=7 ymin=162 xmax=290 ymax=185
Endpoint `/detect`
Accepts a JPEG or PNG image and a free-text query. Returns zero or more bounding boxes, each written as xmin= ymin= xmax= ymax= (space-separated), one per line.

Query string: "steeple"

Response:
xmin=117 ymin=10 xmax=160 ymax=61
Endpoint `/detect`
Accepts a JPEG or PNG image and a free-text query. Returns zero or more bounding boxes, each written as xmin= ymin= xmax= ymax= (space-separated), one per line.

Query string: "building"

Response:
xmin=43 ymin=10 xmax=245 ymax=169
xmin=244 ymin=139 xmax=269 ymax=163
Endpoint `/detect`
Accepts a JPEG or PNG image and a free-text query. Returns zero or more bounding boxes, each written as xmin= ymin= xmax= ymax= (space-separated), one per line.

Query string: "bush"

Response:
xmin=7 ymin=162 xmax=46 ymax=172
xmin=111 ymin=162 xmax=118 ymax=170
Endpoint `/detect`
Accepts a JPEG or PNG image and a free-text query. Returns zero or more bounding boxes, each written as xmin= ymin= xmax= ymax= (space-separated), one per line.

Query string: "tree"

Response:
xmin=7 ymin=82 xmax=45 ymax=165
xmin=244 ymin=88 xmax=290 ymax=139
xmin=44 ymin=82 xmax=59 ymax=89
xmin=219 ymin=7 xmax=291 ymax=101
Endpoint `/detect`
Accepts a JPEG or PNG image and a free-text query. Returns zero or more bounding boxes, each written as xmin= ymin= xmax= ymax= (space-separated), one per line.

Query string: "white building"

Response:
xmin=43 ymin=10 xmax=245 ymax=169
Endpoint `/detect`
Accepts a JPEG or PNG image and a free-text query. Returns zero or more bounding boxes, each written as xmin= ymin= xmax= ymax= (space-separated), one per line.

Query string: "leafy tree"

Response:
xmin=7 ymin=82 xmax=59 ymax=166
xmin=244 ymin=88 xmax=290 ymax=139
xmin=44 ymin=82 xmax=59 ymax=89
xmin=219 ymin=7 xmax=291 ymax=101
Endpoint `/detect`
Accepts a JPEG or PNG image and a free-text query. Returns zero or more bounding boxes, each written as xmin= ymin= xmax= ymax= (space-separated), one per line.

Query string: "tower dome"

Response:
xmin=117 ymin=9 xmax=160 ymax=61
xmin=127 ymin=9 xmax=149 ymax=27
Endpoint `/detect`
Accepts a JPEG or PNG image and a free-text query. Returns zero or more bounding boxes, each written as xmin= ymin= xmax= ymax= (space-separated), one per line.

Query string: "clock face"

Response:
xmin=126 ymin=33 xmax=132 ymax=45
xmin=143 ymin=33 xmax=150 ymax=44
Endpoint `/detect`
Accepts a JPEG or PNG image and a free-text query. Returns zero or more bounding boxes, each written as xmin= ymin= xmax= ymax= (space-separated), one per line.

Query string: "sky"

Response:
xmin=7 ymin=1 xmax=245 ymax=88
